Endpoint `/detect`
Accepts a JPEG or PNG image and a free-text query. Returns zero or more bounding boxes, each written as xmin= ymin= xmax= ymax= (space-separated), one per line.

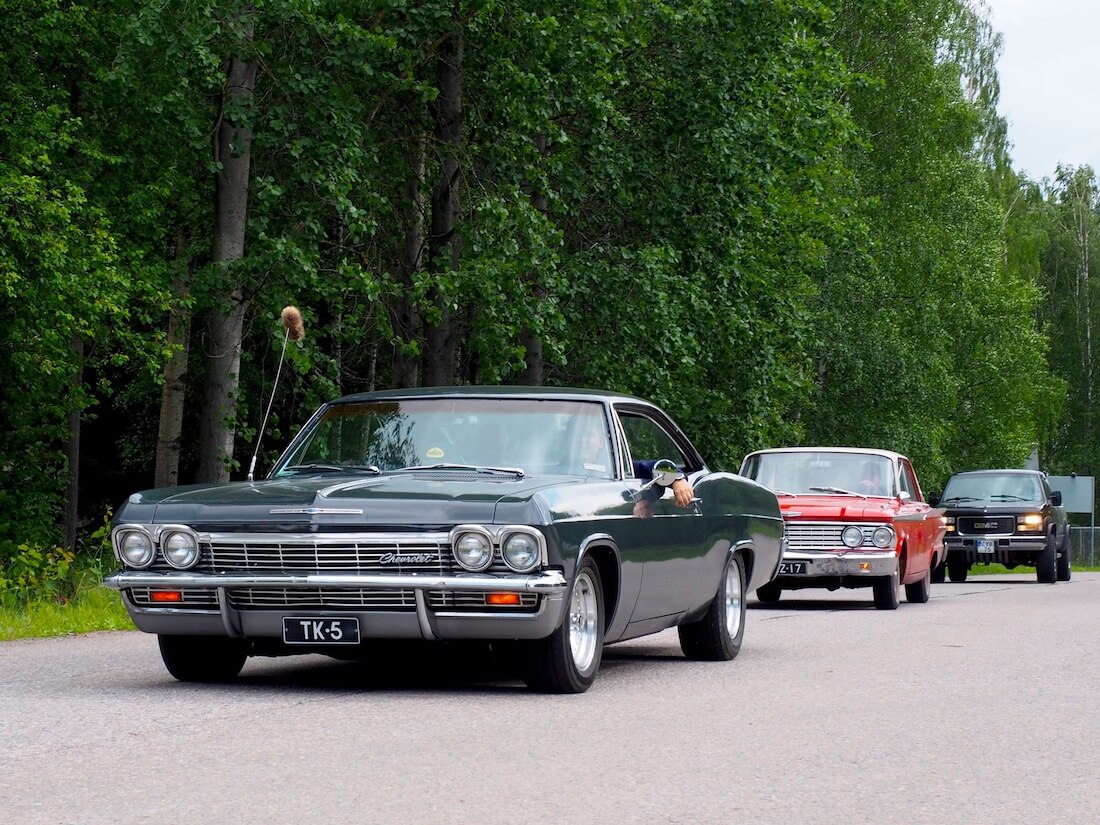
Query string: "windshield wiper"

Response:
xmin=281 ymin=463 xmax=380 ymax=475
xmin=396 ymin=462 xmax=525 ymax=478
xmin=941 ymin=495 xmax=979 ymax=504
xmin=809 ymin=486 xmax=863 ymax=497
xmin=990 ymin=494 xmax=1029 ymax=501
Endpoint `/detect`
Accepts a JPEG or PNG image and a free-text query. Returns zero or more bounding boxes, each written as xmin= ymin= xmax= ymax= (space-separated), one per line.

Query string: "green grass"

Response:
xmin=970 ymin=563 xmax=1100 ymax=575
xmin=0 ymin=585 xmax=133 ymax=641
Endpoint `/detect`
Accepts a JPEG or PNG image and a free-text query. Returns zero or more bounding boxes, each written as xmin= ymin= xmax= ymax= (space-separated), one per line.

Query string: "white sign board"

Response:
xmin=1047 ymin=475 xmax=1094 ymax=515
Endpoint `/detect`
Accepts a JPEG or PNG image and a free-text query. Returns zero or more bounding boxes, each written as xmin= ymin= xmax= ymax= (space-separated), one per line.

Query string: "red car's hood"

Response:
xmin=777 ymin=494 xmax=901 ymax=521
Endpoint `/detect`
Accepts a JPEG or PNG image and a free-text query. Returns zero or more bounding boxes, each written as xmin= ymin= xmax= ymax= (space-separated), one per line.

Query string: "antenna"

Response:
xmin=248 ymin=305 xmax=305 ymax=481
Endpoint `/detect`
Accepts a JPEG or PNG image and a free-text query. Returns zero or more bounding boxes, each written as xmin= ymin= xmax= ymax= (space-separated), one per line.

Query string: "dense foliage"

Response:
xmin=1 ymin=0 xmax=1088 ymax=575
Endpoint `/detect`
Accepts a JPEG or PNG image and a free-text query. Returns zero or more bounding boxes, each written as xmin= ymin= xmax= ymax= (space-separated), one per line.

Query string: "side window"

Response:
xmin=617 ymin=411 xmax=688 ymax=479
xmin=899 ymin=460 xmax=921 ymax=501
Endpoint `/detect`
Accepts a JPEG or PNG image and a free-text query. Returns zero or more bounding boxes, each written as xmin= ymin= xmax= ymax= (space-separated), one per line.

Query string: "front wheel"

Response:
xmin=873 ymin=566 xmax=900 ymax=610
xmin=523 ymin=557 xmax=604 ymax=693
xmin=679 ymin=553 xmax=747 ymax=661
xmin=1056 ymin=536 xmax=1072 ymax=582
xmin=755 ymin=581 xmax=783 ymax=604
xmin=947 ymin=561 xmax=969 ymax=583
xmin=1036 ymin=537 xmax=1057 ymax=583
xmin=158 ymin=635 xmax=248 ymax=683
xmin=905 ymin=564 xmax=931 ymax=604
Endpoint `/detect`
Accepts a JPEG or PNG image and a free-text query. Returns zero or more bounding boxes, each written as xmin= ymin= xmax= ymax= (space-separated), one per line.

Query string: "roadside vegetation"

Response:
xmin=3 ymin=1 xmax=1098 ymax=629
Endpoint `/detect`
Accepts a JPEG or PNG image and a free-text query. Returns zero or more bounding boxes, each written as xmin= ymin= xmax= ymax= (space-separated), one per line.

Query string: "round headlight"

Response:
xmin=502 ymin=532 xmax=541 ymax=572
xmin=454 ymin=532 xmax=493 ymax=571
xmin=119 ymin=530 xmax=155 ymax=568
xmin=872 ymin=526 xmax=895 ymax=548
xmin=841 ymin=526 xmax=864 ymax=548
xmin=162 ymin=529 xmax=200 ymax=569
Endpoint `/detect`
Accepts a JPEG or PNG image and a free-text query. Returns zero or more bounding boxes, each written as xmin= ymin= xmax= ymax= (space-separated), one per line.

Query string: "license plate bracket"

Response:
xmin=778 ymin=561 xmax=807 ymax=575
xmin=977 ymin=539 xmax=995 ymax=554
xmin=282 ymin=616 xmax=360 ymax=645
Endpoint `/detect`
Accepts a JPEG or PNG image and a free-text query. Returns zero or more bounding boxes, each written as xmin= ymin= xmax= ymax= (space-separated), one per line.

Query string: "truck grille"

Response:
xmin=957 ymin=516 xmax=1015 ymax=535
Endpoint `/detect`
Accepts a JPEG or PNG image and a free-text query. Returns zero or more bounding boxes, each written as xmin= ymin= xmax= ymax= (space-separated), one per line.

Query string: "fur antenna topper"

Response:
xmin=281 ymin=305 xmax=305 ymax=341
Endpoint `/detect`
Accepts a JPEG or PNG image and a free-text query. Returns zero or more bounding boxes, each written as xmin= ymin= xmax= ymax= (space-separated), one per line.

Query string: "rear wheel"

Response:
xmin=947 ymin=561 xmax=969 ymax=583
xmin=679 ymin=553 xmax=746 ymax=661
xmin=1056 ymin=535 xmax=1072 ymax=582
xmin=523 ymin=557 xmax=604 ymax=693
xmin=158 ymin=635 xmax=248 ymax=683
xmin=873 ymin=566 xmax=900 ymax=610
xmin=1036 ymin=537 xmax=1057 ymax=583
xmin=755 ymin=581 xmax=783 ymax=604
xmin=931 ymin=559 xmax=946 ymax=584
xmin=904 ymin=564 xmax=931 ymax=604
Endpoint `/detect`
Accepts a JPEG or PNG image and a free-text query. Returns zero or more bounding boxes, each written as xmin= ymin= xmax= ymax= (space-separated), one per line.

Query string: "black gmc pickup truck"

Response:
xmin=930 ymin=469 xmax=1069 ymax=584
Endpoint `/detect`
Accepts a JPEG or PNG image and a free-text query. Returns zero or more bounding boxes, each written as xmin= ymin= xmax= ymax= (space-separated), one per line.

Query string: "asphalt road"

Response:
xmin=3 ymin=574 xmax=1098 ymax=825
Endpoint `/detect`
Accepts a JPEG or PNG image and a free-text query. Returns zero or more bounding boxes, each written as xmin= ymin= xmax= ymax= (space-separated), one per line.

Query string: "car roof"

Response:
xmin=742 ymin=446 xmax=908 ymax=463
xmin=330 ymin=385 xmax=649 ymax=405
xmin=948 ymin=468 xmax=1043 ymax=477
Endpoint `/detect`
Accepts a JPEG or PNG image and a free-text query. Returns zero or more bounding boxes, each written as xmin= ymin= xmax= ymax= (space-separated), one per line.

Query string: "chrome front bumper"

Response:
xmin=944 ymin=536 xmax=1046 ymax=563
xmin=777 ymin=549 xmax=898 ymax=579
xmin=104 ymin=569 xmax=569 ymax=641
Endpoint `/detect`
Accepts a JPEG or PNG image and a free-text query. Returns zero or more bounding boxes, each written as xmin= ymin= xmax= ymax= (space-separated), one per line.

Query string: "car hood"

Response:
xmin=777 ymin=494 xmax=902 ymax=521
xmin=116 ymin=473 xmax=573 ymax=528
xmin=942 ymin=503 xmax=1043 ymax=515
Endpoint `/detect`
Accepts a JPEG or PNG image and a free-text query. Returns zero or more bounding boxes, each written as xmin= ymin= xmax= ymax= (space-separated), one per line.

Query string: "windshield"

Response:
xmin=273 ymin=397 xmax=615 ymax=479
xmin=742 ymin=451 xmax=894 ymax=497
xmin=941 ymin=473 xmax=1043 ymax=504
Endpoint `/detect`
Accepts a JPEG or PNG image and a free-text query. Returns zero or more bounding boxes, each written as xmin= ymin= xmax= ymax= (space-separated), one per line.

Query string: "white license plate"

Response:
xmin=977 ymin=539 xmax=995 ymax=554
xmin=282 ymin=617 xmax=360 ymax=645
xmin=778 ymin=561 xmax=807 ymax=575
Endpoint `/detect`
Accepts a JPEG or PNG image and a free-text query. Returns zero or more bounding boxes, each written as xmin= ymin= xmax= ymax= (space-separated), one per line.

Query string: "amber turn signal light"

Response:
xmin=859 ymin=562 xmax=871 ymax=572
xmin=486 ymin=593 xmax=521 ymax=606
xmin=150 ymin=590 xmax=183 ymax=603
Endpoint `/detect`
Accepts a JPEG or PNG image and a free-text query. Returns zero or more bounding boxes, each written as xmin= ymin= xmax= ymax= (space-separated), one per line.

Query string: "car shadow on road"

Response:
xmin=748 ymin=598 xmax=883 ymax=611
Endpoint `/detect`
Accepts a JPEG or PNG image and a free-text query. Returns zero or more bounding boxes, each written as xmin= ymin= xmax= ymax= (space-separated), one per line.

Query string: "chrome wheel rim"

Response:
xmin=724 ymin=559 xmax=743 ymax=638
xmin=569 ymin=571 xmax=599 ymax=674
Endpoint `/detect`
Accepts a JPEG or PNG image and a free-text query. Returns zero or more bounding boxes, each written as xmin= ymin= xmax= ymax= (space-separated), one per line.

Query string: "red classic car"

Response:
xmin=737 ymin=447 xmax=946 ymax=609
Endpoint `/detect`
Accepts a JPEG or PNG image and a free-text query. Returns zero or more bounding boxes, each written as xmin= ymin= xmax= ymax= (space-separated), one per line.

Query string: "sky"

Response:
xmin=985 ymin=0 xmax=1100 ymax=181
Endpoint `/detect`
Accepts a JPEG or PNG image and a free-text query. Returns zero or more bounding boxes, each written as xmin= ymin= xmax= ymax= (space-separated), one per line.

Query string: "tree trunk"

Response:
xmin=423 ymin=6 xmax=464 ymax=387
xmin=196 ymin=39 xmax=257 ymax=483
xmin=155 ymin=236 xmax=192 ymax=488
xmin=392 ymin=133 xmax=425 ymax=388
xmin=519 ymin=134 xmax=549 ymax=386
xmin=63 ymin=336 xmax=83 ymax=553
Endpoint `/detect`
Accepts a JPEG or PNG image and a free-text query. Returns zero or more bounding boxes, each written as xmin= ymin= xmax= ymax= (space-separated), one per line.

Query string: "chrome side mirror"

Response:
xmin=635 ymin=458 xmax=680 ymax=500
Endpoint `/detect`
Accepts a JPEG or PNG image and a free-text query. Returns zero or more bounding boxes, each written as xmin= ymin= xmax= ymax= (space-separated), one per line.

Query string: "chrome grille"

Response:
xmin=785 ymin=522 xmax=890 ymax=552
xmin=229 ymin=588 xmax=416 ymax=610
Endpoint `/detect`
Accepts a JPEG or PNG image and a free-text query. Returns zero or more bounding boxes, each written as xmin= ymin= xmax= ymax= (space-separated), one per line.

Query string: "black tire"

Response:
xmin=158 ymin=635 xmax=248 ymax=683
xmin=947 ymin=561 xmax=969 ymax=583
xmin=679 ymin=553 xmax=747 ymax=661
xmin=1036 ymin=536 xmax=1057 ymax=583
xmin=931 ymin=559 xmax=946 ymax=584
xmin=1056 ymin=535 xmax=1072 ymax=582
xmin=905 ymin=564 xmax=931 ymax=604
xmin=523 ymin=557 xmax=604 ymax=694
xmin=755 ymin=581 xmax=783 ymax=604
xmin=873 ymin=566 xmax=900 ymax=610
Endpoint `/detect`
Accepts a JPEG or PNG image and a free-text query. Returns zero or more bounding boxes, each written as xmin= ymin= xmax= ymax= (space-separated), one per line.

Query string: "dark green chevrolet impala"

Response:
xmin=105 ymin=386 xmax=783 ymax=693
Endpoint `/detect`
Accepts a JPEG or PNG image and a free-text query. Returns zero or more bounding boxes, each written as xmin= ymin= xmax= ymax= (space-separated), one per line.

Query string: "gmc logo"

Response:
xmin=973 ymin=521 xmax=1000 ymax=530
